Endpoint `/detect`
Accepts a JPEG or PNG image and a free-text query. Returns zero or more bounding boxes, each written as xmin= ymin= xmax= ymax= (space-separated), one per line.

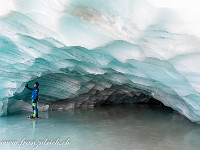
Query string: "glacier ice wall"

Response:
xmin=0 ymin=0 xmax=200 ymax=122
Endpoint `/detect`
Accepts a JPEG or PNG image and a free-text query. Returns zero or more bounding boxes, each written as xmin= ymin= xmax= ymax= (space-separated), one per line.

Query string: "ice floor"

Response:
xmin=0 ymin=105 xmax=200 ymax=150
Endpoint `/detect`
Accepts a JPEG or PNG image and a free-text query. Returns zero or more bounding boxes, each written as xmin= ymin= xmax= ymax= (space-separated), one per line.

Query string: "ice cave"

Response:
xmin=0 ymin=0 xmax=200 ymax=150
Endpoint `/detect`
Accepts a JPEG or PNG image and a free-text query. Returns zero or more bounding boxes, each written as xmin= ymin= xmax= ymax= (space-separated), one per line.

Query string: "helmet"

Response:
xmin=34 ymin=82 xmax=39 ymax=86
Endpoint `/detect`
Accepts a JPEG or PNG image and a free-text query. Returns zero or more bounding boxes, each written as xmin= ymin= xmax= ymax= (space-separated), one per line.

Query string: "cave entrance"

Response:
xmin=91 ymin=84 xmax=167 ymax=108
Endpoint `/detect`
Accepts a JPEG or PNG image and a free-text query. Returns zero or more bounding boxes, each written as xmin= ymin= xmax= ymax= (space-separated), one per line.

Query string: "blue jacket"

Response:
xmin=27 ymin=87 xmax=39 ymax=100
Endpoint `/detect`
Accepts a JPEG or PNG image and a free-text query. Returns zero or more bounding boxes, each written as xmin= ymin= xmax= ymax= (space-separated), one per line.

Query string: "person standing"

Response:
xmin=25 ymin=82 xmax=39 ymax=118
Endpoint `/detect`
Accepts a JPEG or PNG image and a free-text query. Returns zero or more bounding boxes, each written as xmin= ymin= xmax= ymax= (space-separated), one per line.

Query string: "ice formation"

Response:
xmin=0 ymin=0 xmax=200 ymax=123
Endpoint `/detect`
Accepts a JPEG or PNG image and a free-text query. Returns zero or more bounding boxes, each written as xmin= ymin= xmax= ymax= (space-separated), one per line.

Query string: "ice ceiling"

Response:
xmin=0 ymin=0 xmax=200 ymax=123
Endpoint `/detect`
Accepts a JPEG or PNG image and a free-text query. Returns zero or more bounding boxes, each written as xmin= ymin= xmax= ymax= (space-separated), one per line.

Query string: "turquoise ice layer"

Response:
xmin=0 ymin=0 xmax=200 ymax=123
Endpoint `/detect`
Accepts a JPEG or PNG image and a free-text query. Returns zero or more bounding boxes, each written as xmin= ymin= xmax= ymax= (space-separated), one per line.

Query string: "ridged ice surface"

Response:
xmin=0 ymin=0 xmax=200 ymax=122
